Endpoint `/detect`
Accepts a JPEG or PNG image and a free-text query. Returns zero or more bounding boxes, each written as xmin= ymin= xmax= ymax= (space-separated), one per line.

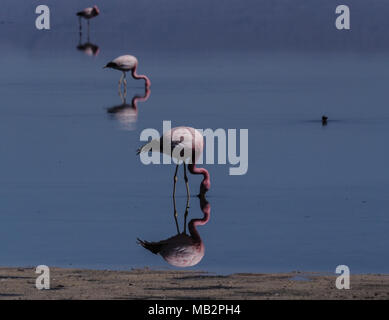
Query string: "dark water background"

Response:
xmin=0 ymin=1 xmax=389 ymax=274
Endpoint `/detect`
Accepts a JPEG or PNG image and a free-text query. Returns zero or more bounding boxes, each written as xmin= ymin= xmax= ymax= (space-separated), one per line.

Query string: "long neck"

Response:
xmin=188 ymin=195 xmax=211 ymax=242
xmin=131 ymin=87 xmax=151 ymax=109
xmin=188 ymin=164 xmax=210 ymax=187
xmin=132 ymin=65 xmax=151 ymax=88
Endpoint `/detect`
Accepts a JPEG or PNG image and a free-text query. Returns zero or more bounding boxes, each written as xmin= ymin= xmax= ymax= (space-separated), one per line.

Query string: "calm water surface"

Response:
xmin=1 ymin=29 xmax=389 ymax=274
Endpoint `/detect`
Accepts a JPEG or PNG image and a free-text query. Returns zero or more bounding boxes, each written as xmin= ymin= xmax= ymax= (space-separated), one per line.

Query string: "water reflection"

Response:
xmin=76 ymin=40 xmax=100 ymax=56
xmin=138 ymin=193 xmax=211 ymax=267
xmin=107 ymin=87 xmax=151 ymax=130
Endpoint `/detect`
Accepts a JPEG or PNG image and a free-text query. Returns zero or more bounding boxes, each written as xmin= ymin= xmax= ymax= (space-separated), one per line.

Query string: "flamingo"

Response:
xmin=137 ymin=193 xmax=210 ymax=267
xmin=137 ymin=126 xmax=211 ymax=199
xmin=76 ymin=5 xmax=100 ymax=34
xmin=107 ymin=87 xmax=151 ymax=130
xmin=104 ymin=55 xmax=151 ymax=95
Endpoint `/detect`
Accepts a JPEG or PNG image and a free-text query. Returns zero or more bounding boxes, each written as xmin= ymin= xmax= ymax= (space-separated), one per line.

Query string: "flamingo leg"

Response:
xmin=172 ymin=185 xmax=180 ymax=234
xmin=172 ymin=164 xmax=179 ymax=233
xmin=118 ymin=86 xmax=124 ymax=104
xmin=183 ymin=163 xmax=190 ymax=233
xmin=122 ymin=85 xmax=127 ymax=103
xmin=118 ymin=72 xmax=124 ymax=95
xmin=123 ymin=72 xmax=127 ymax=96
xmin=183 ymin=163 xmax=190 ymax=200
xmin=87 ymin=19 xmax=90 ymax=37
xmin=173 ymin=164 xmax=179 ymax=199
xmin=79 ymin=17 xmax=82 ymax=34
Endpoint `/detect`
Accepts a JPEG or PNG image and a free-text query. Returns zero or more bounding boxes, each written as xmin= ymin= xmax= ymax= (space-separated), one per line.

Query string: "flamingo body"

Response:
xmin=137 ymin=126 xmax=204 ymax=164
xmin=77 ymin=6 xmax=100 ymax=19
xmin=137 ymin=126 xmax=210 ymax=194
xmin=138 ymin=234 xmax=204 ymax=267
xmin=138 ymin=195 xmax=211 ymax=268
xmin=104 ymin=55 xmax=151 ymax=88
xmin=106 ymin=55 xmax=138 ymax=72
xmin=163 ymin=127 xmax=204 ymax=162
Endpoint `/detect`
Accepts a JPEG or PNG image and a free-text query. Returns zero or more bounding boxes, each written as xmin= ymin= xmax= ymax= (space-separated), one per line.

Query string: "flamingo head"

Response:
xmin=103 ymin=62 xmax=116 ymax=69
xmin=93 ymin=5 xmax=100 ymax=15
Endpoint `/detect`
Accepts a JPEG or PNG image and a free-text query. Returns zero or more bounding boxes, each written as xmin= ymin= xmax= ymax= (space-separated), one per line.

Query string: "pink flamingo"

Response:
xmin=107 ymin=88 xmax=151 ymax=130
xmin=138 ymin=194 xmax=210 ymax=267
xmin=104 ymin=55 xmax=151 ymax=94
xmin=76 ymin=5 xmax=100 ymax=33
xmin=137 ymin=126 xmax=211 ymax=198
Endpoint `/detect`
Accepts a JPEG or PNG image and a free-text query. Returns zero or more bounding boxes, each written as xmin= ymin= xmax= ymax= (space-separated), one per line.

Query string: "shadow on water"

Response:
xmin=106 ymin=87 xmax=151 ymax=130
xmin=137 ymin=193 xmax=211 ymax=268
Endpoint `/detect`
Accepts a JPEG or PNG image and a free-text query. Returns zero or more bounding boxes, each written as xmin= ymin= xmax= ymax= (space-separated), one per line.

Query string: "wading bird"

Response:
xmin=137 ymin=193 xmax=210 ymax=267
xmin=104 ymin=55 xmax=151 ymax=94
xmin=137 ymin=126 xmax=210 ymax=198
xmin=76 ymin=5 xmax=100 ymax=33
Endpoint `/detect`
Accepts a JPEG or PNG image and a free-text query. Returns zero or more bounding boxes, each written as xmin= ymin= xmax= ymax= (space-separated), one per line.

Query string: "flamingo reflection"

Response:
xmin=77 ymin=36 xmax=100 ymax=56
xmin=107 ymin=87 xmax=151 ymax=131
xmin=138 ymin=193 xmax=211 ymax=267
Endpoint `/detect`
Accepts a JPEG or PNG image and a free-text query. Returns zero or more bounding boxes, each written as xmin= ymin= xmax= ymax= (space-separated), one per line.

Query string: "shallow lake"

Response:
xmin=1 ymin=2 xmax=389 ymax=274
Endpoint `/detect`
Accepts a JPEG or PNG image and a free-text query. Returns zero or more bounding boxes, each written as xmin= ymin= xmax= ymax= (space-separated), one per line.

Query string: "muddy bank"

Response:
xmin=1 ymin=267 xmax=388 ymax=300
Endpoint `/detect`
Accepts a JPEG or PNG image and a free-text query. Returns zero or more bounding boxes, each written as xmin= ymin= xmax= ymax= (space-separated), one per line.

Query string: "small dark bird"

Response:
xmin=322 ymin=115 xmax=328 ymax=126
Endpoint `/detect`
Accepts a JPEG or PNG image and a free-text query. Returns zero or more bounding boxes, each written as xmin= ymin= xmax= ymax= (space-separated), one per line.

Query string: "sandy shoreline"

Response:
xmin=1 ymin=267 xmax=388 ymax=300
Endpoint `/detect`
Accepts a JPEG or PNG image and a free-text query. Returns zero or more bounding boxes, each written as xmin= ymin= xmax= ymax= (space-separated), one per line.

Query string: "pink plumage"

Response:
xmin=137 ymin=126 xmax=211 ymax=195
xmin=138 ymin=195 xmax=210 ymax=267
xmin=76 ymin=5 xmax=100 ymax=19
xmin=138 ymin=234 xmax=204 ymax=267
xmin=104 ymin=55 xmax=151 ymax=89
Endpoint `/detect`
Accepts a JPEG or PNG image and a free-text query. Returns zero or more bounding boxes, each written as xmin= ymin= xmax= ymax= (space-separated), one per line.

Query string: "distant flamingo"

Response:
xmin=107 ymin=87 xmax=151 ymax=130
xmin=76 ymin=5 xmax=100 ymax=34
xmin=137 ymin=126 xmax=211 ymax=198
xmin=104 ymin=55 xmax=151 ymax=94
xmin=138 ymin=193 xmax=210 ymax=267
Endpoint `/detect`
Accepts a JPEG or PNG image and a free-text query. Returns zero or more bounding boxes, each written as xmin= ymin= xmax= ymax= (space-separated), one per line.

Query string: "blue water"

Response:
xmin=1 ymin=1 xmax=389 ymax=274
